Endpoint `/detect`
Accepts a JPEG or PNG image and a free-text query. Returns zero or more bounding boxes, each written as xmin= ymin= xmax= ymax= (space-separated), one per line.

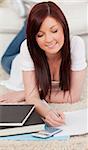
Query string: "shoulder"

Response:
xmin=20 ymin=39 xmax=35 ymax=71
xmin=20 ymin=39 xmax=32 ymax=59
xmin=70 ymin=35 xmax=85 ymax=52
xmin=20 ymin=39 xmax=28 ymax=53
xmin=70 ymin=36 xmax=87 ymax=71
xmin=21 ymin=39 xmax=27 ymax=46
xmin=71 ymin=35 xmax=84 ymax=43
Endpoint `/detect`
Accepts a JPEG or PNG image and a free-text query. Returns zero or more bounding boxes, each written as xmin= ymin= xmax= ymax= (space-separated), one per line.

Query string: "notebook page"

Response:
xmin=55 ymin=108 xmax=88 ymax=137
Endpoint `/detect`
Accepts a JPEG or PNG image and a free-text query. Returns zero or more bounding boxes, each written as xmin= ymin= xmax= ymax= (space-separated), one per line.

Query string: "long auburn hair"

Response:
xmin=26 ymin=1 xmax=71 ymax=99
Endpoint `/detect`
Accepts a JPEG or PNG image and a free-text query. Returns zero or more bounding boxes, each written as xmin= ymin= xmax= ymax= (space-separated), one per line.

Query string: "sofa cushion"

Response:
xmin=0 ymin=1 xmax=87 ymax=35
xmin=0 ymin=7 xmax=23 ymax=33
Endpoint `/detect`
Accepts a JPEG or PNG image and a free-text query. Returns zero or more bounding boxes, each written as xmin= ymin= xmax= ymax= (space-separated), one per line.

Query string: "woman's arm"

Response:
xmin=23 ymin=70 xmax=51 ymax=117
xmin=67 ymin=68 xmax=87 ymax=103
xmin=49 ymin=68 xmax=87 ymax=103
xmin=23 ymin=70 xmax=65 ymax=126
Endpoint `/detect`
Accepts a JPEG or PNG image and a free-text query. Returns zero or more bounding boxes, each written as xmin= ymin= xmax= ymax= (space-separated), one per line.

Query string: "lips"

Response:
xmin=45 ymin=42 xmax=57 ymax=49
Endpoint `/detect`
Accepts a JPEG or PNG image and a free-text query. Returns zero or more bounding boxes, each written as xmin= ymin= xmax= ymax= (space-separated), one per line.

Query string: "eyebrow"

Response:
xmin=39 ymin=24 xmax=58 ymax=33
xmin=50 ymin=24 xmax=58 ymax=29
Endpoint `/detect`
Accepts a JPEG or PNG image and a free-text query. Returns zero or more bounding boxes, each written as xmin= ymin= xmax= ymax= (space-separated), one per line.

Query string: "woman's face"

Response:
xmin=36 ymin=16 xmax=64 ymax=57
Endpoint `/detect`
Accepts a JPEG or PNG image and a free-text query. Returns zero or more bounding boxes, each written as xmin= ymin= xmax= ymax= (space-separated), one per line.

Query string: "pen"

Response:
xmin=55 ymin=112 xmax=65 ymax=125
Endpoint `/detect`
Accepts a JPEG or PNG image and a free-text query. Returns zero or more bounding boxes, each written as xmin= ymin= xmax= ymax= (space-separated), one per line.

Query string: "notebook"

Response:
xmin=53 ymin=108 xmax=88 ymax=137
xmin=0 ymin=104 xmax=44 ymax=136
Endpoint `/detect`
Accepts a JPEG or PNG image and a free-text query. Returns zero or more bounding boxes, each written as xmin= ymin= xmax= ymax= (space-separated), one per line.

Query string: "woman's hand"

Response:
xmin=42 ymin=109 xmax=65 ymax=127
xmin=0 ymin=90 xmax=25 ymax=104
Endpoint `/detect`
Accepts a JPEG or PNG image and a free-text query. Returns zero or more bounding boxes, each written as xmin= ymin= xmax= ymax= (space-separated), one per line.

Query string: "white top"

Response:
xmin=0 ymin=36 xmax=87 ymax=91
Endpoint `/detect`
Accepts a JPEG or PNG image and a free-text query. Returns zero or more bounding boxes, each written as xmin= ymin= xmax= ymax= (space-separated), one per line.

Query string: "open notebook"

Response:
xmin=55 ymin=108 xmax=88 ymax=137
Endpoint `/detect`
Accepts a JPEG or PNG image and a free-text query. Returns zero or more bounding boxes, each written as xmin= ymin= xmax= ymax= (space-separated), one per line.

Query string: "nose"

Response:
xmin=45 ymin=33 xmax=53 ymax=43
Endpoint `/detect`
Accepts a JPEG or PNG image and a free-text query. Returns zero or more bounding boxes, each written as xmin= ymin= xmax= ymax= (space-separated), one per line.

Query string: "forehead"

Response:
xmin=39 ymin=16 xmax=61 ymax=30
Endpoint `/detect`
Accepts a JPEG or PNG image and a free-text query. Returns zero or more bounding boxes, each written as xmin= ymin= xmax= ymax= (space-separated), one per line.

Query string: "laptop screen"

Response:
xmin=0 ymin=105 xmax=34 ymax=125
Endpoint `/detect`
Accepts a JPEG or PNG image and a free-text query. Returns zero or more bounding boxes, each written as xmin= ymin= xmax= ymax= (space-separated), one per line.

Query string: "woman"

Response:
xmin=0 ymin=1 xmax=87 ymax=126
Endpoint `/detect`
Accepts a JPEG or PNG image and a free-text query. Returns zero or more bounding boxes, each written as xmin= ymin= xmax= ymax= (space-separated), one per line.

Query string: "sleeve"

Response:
xmin=20 ymin=39 xmax=35 ymax=71
xmin=71 ymin=36 xmax=87 ymax=71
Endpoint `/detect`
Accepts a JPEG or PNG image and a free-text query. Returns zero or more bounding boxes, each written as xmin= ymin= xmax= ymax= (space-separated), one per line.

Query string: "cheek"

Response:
xmin=58 ymin=33 xmax=64 ymax=45
xmin=36 ymin=38 xmax=44 ymax=49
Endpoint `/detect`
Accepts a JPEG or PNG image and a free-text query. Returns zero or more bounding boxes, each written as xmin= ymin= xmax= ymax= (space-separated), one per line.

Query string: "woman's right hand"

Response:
xmin=42 ymin=109 xmax=65 ymax=127
xmin=35 ymin=99 xmax=65 ymax=127
xmin=25 ymin=95 xmax=65 ymax=127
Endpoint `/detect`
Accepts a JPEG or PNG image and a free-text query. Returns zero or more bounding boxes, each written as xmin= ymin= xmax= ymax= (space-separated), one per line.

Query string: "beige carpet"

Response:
xmin=0 ymin=66 xmax=88 ymax=150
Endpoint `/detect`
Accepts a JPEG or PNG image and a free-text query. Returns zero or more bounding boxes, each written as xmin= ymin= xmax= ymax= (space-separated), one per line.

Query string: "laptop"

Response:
xmin=0 ymin=104 xmax=41 ymax=127
xmin=0 ymin=104 xmax=44 ymax=136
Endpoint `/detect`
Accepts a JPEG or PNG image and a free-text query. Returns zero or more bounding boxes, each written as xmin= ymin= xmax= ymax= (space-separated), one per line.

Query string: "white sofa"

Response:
xmin=0 ymin=0 xmax=88 ymax=61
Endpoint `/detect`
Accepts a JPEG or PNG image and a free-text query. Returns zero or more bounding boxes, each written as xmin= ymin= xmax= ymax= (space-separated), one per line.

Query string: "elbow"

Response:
xmin=69 ymin=94 xmax=80 ymax=103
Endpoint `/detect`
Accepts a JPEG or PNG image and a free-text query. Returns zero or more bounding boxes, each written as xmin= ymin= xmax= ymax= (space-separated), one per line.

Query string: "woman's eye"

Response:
xmin=37 ymin=34 xmax=44 ymax=38
xmin=52 ymin=29 xmax=58 ymax=33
